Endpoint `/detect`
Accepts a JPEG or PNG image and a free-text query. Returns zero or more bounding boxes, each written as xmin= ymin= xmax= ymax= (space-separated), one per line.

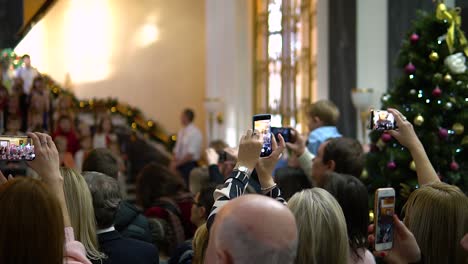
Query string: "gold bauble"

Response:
xmin=452 ymin=123 xmax=464 ymax=135
xmin=360 ymin=169 xmax=369 ymax=180
xmin=413 ymin=115 xmax=424 ymax=126
xmin=429 ymin=51 xmax=439 ymax=61
xmin=444 ymin=73 xmax=452 ymax=82
xmin=410 ymin=160 xmax=417 ymax=171
xmin=462 ymin=136 xmax=468 ymax=145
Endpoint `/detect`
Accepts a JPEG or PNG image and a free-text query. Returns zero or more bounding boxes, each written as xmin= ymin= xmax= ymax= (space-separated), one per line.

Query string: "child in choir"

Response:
xmin=93 ymin=115 xmax=117 ymax=148
xmin=28 ymin=76 xmax=50 ymax=131
xmin=74 ymin=136 xmax=93 ymax=172
xmin=55 ymin=136 xmax=76 ymax=169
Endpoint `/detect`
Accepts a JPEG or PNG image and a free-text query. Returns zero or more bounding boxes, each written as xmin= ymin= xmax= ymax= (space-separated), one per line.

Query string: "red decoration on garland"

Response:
xmin=432 ymin=86 xmax=442 ymax=97
xmin=387 ymin=161 xmax=397 ymax=170
xmin=381 ymin=133 xmax=392 ymax=142
xmin=410 ymin=33 xmax=420 ymax=44
xmin=450 ymin=161 xmax=459 ymax=171
xmin=438 ymin=128 xmax=448 ymax=139
xmin=405 ymin=63 xmax=416 ymax=74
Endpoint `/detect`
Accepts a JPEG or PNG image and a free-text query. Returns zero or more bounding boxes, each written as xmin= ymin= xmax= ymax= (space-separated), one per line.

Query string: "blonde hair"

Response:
xmin=192 ymin=223 xmax=209 ymax=264
xmin=307 ymin=100 xmax=340 ymax=126
xmin=403 ymin=182 xmax=468 ymax=264
xmin=288 ymin=188 xmax=349 ymax=264
xmin=61 ymin=167 xmax=106 ymax=261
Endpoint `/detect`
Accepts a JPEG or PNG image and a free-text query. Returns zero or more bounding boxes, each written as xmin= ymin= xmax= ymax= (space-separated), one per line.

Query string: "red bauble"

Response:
xmin=450 ymin=161 xmax=459 ymax=171
xmin=410 ymin=33 xmax=420 ymax=44
xmin=432 ymin=86 xmax=442 ymax=97
xmin=381 ymin=133 xmax=392 ymax=142
xmin=405 ymin=63 xmax=416 ymax=74
xmin=387 ymin=161 xmax=397 ymax=170
xmin=438 ymin=128 xmax=448 ymax=139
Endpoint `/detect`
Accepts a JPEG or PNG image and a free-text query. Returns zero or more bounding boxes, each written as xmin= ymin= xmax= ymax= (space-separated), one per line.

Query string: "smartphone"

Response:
xmin=369 ymin=110 xmax=397 ymax=130
xmin=374 ymin=188 xmax=395 ymax=252
xmin=253 ymin=114 xmax=272 ymax=157
xmin=0 ymin=136 xmax=35 ymax=161
xmin=271 ymin=127 xmax=291 ymax=143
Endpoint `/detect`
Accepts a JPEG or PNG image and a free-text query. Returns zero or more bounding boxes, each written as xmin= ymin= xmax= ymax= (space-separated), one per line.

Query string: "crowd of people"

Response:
xmin=0 ymin=66 xmax=467 ymax=264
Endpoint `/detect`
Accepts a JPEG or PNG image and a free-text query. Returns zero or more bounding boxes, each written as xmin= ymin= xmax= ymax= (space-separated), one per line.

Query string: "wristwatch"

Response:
xmin=235 ymin=165 xmax=251 ymax=176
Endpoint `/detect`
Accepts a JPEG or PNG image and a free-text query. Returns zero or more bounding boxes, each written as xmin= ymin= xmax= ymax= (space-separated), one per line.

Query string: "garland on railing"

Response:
xmin=1 ymin=49 xmax=169 ymax=145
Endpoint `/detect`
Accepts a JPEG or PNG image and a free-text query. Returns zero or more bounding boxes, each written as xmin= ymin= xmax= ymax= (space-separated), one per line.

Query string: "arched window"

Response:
xmin=254 ymin=0 xmax=316 ymax=130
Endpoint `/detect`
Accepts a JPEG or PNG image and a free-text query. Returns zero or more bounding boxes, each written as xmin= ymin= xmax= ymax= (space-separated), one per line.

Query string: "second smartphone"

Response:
xmin=374 ymin=187 xmax=396 ymax=252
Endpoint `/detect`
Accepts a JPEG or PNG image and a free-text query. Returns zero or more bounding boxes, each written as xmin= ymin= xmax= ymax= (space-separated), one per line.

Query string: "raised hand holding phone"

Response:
xmin=252 ymin=114 xmax=272 ymax=157
xmin=256 ymin=133 xmax=286 ymax=189
xmin=235 ymin=129 xmax=264 ymax=172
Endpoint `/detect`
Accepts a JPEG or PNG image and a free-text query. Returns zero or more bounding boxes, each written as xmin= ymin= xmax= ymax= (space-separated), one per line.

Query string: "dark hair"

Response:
xmin=323 ymin=137 xmax=364 ymax=177
xmin=97 ymin=115 xmax=114 ymax=133
xmin=183 ymin=109 xmax=195 ymax=122
xmin=82 ymin=148 xmax=119 ymax=179
xmin=0 ymin=178 xmax=64 ymax=264
xmin=137 ymin=162 xmax=186 ymax=209
xmin=83 ymin=171 xmax=121 ymax=229
xmin=197 ymin=183 xmax=217 ymax=218
xmin=275 ymin=167 xmax=312 ymax=200
xmin=22 ymin=54 xmax=30 ymax=59
xmin=323 ymin=172 xmax=369 ymax=258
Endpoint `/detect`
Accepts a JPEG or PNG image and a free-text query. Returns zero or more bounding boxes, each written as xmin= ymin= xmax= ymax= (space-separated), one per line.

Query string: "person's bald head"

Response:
xmin=206 ymin=194 xmax=298 ymax=264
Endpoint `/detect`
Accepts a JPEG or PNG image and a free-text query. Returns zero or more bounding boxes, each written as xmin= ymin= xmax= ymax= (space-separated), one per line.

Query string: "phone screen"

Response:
xmin=375 ymin=195 xmax=395 ymax=249
xmin=253 ymin=116 xmax=272 ymax=157
xmin=0 ymin=136 xmax=35 ymax=161
xmin=370 ymin=110 xmax=397 ymax=130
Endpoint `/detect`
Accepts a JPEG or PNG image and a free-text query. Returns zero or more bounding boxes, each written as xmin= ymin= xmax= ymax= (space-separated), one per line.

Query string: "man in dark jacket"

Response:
xmin=84 ymin=171 xmax=158 ymax=264
xmin=83 ymin=148 xmax=152 ymax=242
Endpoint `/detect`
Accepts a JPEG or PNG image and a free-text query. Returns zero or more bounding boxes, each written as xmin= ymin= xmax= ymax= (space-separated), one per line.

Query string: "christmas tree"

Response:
xmin=365 ymin=3 xmax=468 ymax=210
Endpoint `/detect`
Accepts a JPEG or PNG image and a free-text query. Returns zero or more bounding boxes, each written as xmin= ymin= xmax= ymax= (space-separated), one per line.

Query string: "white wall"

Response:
xmin=15 ymin=0 xmax=206 ymax=135
xmin=356 ymin=0 xmax=388 ymax=142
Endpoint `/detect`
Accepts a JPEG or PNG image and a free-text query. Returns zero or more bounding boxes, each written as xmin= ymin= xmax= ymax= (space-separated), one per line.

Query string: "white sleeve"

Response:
xmin=186 ymin=130 xmax=202 ymax=157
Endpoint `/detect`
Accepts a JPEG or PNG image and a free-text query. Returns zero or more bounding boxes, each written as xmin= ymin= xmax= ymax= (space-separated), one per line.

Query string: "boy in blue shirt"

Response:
xmin=306 ymin=100 xmax=342 ymax=155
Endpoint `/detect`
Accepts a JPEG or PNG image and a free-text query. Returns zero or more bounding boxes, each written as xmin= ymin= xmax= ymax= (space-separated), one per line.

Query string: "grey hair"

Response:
xmin=83 ymin=171 xmax=122 ymax=229
xmin=217 ymin=216 xmax=298 ymax=264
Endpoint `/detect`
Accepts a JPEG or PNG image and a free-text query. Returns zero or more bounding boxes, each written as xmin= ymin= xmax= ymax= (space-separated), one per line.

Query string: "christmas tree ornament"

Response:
xmin=429 ymin=51 xmax=439 ymax=61
xmin=432 ymin=86 xmax=442 ymax=97
xmin=450 ymin=160 xmax=460 ymax=171
xmin=376 ymin=139 xmax=386 ymax=150
xmin=405 ymin=63 xmax=416 ymax=74
xmin=444 ymin=52 xmax=467 ymax=74
xmin=382 ymin=94 xmax=391 ymax=102
xmin=452 ymin=123 xmax=464 ymax=135
xmin=409 ymin=89 xmax=416 ymax=95
xmin=387 ymin=161 xmax=397 ymax=170
xmin=433 ymin=73 xmax=443 ymax=82
xmin=438 ymin=128 xmax=449 ymax=139
xmin=360 ymin=169 xmax=368 ymax=180
xmin=410 ymin=33 xmax=420 ymax=44
xmin=444 ymin=73 xmax=452 ymax=82
xmin=381 ymin=133 xmax=392 ymax=142
xmin=462 ymin=136 xmax=468 ymax=145
xmin=413 ymin=115 xmax=424 ymax=126
xmin=410 ymin=160 xmax=417 ymax=171
xmin=445 ymin=102 xmax=453 ymax=110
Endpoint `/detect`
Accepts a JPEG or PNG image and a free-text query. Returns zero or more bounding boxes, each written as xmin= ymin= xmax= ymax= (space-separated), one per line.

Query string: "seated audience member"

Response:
xmin=323 ymin=172 xmax=375 ymax=264
xmin=137 ymin=163 xmax=196 ymax=259
xmin=306 ymin=100 xmax=342 ymax=155
xmin=53 ymin=115 xmax=80 ymax=154
xmin=62 ymin=167 xmax=106 ymax=263
xmin=287 ymin=129 xmax=364 ymax=186
xmin=75 ymin=136 xmax=93 ymax=172
xmin=205 ymin=147 xmax=236 ymax=184
xmin=188 ymin=167 xmax=209 ymax=194
xmin=274 ymin=167 xmax=311 ymax=201
xmin=0 ymin=132 xmax=91 ymax=263
xmin=56 ymin=136 xmax=76 ymax=169
xmin=82 ymin=148 xmax=152 ymax=243
xmin=378 ymin=108 xmax=468 ymax=263
xmin=288 ymin=188 xmax=349 ymax=264
xmin=205 ymin=130 xmax=298 ymax=264
xmin=93 ymin=115 xmax=117 ymax=149
xmin=169 ymin=184 xmax=217 ymax=264
xmin=84 ymin=171 xmax=158 ymax=264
